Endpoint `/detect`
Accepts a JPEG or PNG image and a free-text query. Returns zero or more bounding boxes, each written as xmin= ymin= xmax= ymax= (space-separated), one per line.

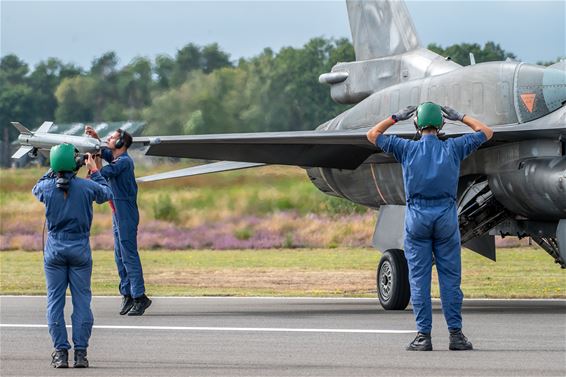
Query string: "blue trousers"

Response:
xmin=112 ymin=202 xmax=145 ymax=298
xmin=44 ymin=236 xmax=93 ymax=350
xmin=404 ymin=200 xmax=463 ymax=333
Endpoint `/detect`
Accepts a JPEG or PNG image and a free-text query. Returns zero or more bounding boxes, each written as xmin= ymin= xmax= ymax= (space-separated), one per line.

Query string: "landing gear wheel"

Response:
xmin=377 ymin=249 xmax=410 ymax=310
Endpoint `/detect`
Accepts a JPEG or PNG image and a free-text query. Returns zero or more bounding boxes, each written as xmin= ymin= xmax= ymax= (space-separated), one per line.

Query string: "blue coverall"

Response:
xmin=376 ymin=131 xmax=487 ymax=333
xmin=33 ymin=170 xmax=113 ymax=351
xmin=100 ymin=149 xmax=145 ymax=298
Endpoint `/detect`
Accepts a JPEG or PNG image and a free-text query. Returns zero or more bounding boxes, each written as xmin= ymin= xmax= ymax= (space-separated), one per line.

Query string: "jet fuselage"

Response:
xmin=307 ymin=61 xmax=566 ymax=221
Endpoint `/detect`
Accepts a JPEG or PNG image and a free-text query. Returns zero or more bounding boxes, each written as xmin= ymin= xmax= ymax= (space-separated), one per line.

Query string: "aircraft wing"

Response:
xmin=135 ymin=130 xmax=377 ymax=170
xmin=135 ymin=108 xmax=565 ymax=170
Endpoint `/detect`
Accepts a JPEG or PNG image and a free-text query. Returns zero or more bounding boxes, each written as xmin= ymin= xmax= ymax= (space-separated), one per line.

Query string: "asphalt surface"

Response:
xmin=1 ymin=296 xmax=565 ymax=376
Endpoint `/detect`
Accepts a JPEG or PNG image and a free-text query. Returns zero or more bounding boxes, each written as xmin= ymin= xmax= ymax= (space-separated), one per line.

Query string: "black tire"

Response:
xmin=377 ymin=249 xmax=410 ymax=310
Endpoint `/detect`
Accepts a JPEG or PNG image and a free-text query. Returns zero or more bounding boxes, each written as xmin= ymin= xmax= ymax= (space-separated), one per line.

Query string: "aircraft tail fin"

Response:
xmin=11 ymin=122 xmax=32 ymax=135
xmin=346 ymin=0 xmax=420 ymax=61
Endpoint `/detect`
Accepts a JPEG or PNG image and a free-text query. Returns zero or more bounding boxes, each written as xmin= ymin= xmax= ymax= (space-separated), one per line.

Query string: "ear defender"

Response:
xmin=115 ymin=129 xmax=125 ymax=149
xmin=74 ymin=150 xmax=86 ymax=171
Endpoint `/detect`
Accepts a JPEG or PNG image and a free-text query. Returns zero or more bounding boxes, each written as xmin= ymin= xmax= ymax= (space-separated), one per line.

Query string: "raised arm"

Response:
xmin=462 ymin=115 xmax=493 ymax=140
xmin=441 ymin=106 xmax=493 ymax=140
xmin=366 ymin=117 xmax=396 ymax=145
xmin=85 ymin=154 xmax=113 ymax=204
xmin=366 ymin=105 xmax=417 ymax=144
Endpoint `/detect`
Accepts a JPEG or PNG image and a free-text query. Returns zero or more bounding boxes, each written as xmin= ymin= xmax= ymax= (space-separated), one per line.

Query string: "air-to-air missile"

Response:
xmin=11 ymin=121 xmax=105 ymax=160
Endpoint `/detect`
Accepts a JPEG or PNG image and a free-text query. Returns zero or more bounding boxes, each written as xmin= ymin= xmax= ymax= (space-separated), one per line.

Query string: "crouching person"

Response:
xmin=33 ymin=144 xmax=113 ymax=368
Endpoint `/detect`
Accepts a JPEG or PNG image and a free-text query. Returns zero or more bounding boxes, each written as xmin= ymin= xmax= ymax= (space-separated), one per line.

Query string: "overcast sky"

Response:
xmin=1 ymin=1 xmax=564 ymax=70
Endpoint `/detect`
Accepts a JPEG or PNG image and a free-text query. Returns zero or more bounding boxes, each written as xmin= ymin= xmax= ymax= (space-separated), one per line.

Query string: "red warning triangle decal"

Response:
xmin=520 ymin=93 xmax=536 ymax=113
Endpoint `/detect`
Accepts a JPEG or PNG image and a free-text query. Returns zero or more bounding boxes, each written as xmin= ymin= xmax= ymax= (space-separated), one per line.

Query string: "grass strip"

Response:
xmin=0 ymin=248 xmax=564 ymax=298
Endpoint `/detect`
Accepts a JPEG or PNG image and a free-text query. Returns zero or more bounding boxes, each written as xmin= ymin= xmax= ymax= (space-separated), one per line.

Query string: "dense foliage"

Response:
xmin=2 ymin=39 xmax=557 ymax=167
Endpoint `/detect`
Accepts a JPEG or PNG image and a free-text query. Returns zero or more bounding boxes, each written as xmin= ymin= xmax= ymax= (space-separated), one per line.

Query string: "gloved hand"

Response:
xmin=392 ymin=105 xmax=417 ymax=122
xmin=441 ymin=106 xmax=465 ymax=122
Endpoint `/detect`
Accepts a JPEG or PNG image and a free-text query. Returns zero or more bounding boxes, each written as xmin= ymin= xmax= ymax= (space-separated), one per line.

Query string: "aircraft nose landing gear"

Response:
xmin=377 ymin=249 xmax=410 ymax=310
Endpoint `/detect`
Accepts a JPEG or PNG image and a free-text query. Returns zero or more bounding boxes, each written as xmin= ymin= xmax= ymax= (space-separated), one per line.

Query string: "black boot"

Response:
xmin=73 ymin=349 xmax=89 ymax=368
xmin=406 ymin=332 xmax=433 ymax=351
xmin=449 ymin=329 xmax=473 ymax=350
xmin=128 ymin=294 xmax=152 ymax=316
xmin=120 ymin=295 xmax=134 ymax=315
xmin=51 ymin=349 xmax=68 ymax=368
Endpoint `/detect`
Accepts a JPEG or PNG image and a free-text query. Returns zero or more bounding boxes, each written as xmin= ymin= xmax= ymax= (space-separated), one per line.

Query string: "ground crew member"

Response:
xmin=84 ymin=126 xmax=152 ymax=316
xmin=33 ymin=144 xmax=113 ymax=367
xmin=367 ymin=102 xmax=493 ymax=351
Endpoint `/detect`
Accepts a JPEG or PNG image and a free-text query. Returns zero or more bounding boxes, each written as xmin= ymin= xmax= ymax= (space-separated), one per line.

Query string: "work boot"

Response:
xmin=51 ymin=349 xmax=68 ymax=368
xmin=128 ymin=294 xmax=152 ymax=316
xmin=406 ymin=332 xmax=433 ymax=351
xmin=120 ymin=295 xmax=134 ymax=315
xmin=449 ymin=329 xmax=473 ymax=350
xmin=73 ymin=349 xmax=89 ymax=368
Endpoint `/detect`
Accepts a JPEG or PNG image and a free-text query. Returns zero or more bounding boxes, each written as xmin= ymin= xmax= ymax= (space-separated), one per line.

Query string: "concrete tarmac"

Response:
xmin=1 ymin=296 xmax=565 ymax=376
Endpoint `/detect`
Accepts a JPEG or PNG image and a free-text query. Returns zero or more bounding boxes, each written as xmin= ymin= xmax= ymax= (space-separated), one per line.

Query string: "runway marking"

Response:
xmin=1 ymin=296 xmax=565 ymax=302
xmin=0 ymin=324 xmax=415 ymax=334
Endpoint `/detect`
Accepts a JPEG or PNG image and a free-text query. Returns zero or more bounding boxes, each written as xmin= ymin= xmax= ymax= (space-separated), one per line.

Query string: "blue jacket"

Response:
xmin=376 ymin=131 xmax=487 ymax=202
xmin=100 ymin=149 xmax=138 ymax=202
xmin=33 ymin=170 xmax=113 ymax=237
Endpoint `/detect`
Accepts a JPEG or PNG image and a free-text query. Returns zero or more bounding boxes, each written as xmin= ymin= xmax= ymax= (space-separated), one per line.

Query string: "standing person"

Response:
xmin=84 ymin=126 xmax=152 ymax=316
xmin=366 ymin=102 xmax=493 ymax=351
xmin=33 ymin=144 xmax=113 ymax=368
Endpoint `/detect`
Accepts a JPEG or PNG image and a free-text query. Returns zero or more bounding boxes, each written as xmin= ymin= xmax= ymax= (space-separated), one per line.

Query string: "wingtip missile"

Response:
xmin=137 ymin=161 xmax=265 ymax=182
xmin=10 ymin=120 xmax=104 ymax=160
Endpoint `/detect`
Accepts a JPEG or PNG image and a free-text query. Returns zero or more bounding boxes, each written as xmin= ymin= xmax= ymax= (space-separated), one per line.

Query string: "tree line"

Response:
xmin=1 ymin=39 xmax=556 ymax=167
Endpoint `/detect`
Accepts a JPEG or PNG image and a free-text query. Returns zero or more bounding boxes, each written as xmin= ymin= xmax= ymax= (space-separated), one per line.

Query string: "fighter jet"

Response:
xmin=10 ymin=121 xmax=105 ymax=160
xmin=138 ymin=0 xmax=566 ymax=310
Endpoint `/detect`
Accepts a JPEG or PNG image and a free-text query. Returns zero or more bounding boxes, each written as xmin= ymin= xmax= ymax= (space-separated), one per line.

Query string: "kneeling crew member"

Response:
xmin=367 ymin=103 xmax=493 ymax=351
xmin=33 ymin=144 xmax=113 ymax=367
xmin=84 ymin=126 xmax=151 ymax=316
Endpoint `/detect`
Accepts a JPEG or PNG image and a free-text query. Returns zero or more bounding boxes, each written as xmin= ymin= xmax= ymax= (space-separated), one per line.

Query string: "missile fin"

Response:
xmin=35 ymin=121 xmax=54 ymax=134
xmin=11 ymin=146 xmax=34 ymax=160
xmin=11 ymin=122 xmax=32 ymax=135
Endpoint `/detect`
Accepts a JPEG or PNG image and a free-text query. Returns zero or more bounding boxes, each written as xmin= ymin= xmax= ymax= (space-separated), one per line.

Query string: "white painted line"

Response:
xmin=1 ymin=295 xmax=565 ymax=302
xmin=0 ymin=324 xmax=415 ymax=334
xmin=0 ymin=295 xmax=377 ymax=300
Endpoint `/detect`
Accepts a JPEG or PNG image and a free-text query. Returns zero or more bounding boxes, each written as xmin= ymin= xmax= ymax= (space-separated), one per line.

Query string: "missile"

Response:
xmin=11 ymin=121 xmax=105 ymax=160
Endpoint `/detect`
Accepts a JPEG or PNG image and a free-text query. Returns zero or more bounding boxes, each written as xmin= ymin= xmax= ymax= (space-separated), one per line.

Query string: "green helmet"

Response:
xmin=415 ymin=102 xmax=444 ymax=130
xmin=50 ymin=143 xmax=77 ymax=173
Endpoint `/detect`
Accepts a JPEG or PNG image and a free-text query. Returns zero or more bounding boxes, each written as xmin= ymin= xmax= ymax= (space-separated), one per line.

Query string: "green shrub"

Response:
xmin=234 ymin=227 xmax=254 ymax=240
xmin=152 ymin=195 xmax=179 ymax=222
xmin=283 ymin=232 xmax=295 ymax=248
